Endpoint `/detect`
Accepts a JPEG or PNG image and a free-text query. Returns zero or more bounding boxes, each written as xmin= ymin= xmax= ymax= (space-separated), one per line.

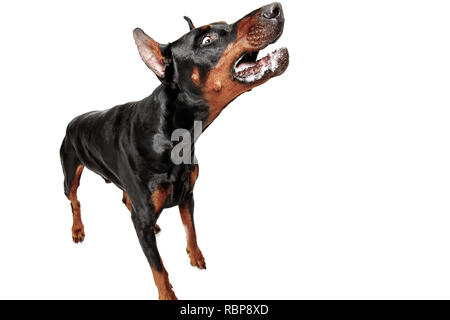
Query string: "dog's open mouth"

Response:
xmin=232 ymin=46 xmax=289 ymax=83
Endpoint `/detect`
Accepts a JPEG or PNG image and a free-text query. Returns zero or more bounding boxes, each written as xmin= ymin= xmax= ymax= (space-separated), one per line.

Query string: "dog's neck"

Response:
xmin=155 ymin=85 xmax=209 ymax=132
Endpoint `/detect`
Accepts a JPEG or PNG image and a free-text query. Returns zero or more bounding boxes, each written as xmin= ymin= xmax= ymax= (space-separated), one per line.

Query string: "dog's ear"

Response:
xmin=133 ymin=28 xmax=166 ymax=79
xmin=183 ymin=16 xmax=195 ymax=30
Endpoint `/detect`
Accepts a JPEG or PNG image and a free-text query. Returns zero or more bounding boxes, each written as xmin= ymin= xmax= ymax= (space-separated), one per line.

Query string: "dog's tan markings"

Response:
xmin=189 ymin=164 xmax=199 ymax=188
xmin=69 ymin=165 xmax=85 ymax=243
xmin=123 ymin=191 xmax=133 ymax=212
xmin=213 ymin=79 xmax=222 ymax=92
xmin=151 ymin=184 xmax=172 ymax=214
xmin=202 ymin=12 xmax=272 ymax=126
xmin=151 ymin=258 xmax=177 ymax=300
xmin=200 ymin=24 xmax=212 ymax=31
xmin=191 ymin=66 xmax=200 ymax=86
xmin=179 ymin=201 xmax=206 ymax=269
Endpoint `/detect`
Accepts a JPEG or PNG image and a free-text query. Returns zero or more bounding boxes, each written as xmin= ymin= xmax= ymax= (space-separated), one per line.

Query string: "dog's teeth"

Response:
xmin=234 ymin=47 xmax=287 ymax=83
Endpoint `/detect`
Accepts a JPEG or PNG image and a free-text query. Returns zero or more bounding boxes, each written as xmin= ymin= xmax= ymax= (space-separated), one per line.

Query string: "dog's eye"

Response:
xmin=202 ymin=36 xmax=212 ymax=45
xmin=201 ymin=35 xmax=216 ymax=46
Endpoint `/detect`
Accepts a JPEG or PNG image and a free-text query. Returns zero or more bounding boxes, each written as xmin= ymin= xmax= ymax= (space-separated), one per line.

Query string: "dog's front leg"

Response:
xmin=130 ymin=184 xmax=177 ymax=300
xmin=179 ymin=195 xmax=206 ymax=269
xmin=178 ymin=165 xmax=205 ymax=269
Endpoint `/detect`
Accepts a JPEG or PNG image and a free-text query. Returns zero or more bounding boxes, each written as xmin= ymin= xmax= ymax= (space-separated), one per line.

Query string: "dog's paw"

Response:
xmin=187 ymin=246 xmax=206 ymax=269
xmin=72 ymin=224 xmax=85 ymax=243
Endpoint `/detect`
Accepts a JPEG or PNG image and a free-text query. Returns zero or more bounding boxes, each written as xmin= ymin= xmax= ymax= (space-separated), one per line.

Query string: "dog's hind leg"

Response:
xmin=123 ymin=191 xmax=160 ymax=234
xmin=60 ymin=138 xmax=85 ymax=243
xmin=68 ymin=165 xmax=85 ymax=243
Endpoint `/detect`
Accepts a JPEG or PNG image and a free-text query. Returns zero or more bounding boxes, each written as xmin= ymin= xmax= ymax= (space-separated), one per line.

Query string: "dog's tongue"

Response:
xmin=235 ymin=53 xmax=272 ymax=77
xmin=235 ymin=61 xmax=256 ymax=72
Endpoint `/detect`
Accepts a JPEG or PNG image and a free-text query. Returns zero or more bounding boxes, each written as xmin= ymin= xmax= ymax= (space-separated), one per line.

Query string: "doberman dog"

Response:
xmin=60 ymin=2 xmax=288 ymax=299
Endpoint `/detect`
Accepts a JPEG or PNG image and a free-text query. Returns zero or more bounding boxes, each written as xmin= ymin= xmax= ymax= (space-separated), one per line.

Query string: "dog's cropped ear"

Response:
xmin=183 ymin=16 xmax=195 ymax=30
xmin=133 ymin=28 xmax=166 ymax=79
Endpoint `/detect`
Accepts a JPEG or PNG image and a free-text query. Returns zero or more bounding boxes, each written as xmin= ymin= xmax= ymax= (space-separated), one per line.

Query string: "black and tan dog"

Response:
xmin=60 ymin=2 xmax=289 ymax=299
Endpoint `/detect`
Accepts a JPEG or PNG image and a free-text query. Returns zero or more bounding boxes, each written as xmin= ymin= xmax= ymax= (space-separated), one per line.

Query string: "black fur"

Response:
xmin=60 ymin=2 xmax=288 ymax=295
xmin=60 ymin=23 xmax=236 ymax=270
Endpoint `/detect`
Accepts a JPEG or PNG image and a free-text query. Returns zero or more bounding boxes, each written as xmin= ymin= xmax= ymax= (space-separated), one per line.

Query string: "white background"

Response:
xmin=0 ymin=0 xmax=449 ymax=299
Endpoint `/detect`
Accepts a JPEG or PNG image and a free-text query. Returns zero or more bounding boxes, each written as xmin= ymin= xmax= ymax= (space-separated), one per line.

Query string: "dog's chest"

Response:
xmin=164 ymin=164 xmax=195 ymax=208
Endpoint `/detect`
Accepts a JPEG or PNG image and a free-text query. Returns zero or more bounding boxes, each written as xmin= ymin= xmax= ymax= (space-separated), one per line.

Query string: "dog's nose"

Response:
xmin=261 ymin=2 xmax=283 ymax=20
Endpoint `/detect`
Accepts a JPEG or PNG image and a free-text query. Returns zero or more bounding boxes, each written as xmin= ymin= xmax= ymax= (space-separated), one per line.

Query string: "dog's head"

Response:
xmin=134 ymin=2 xmax=289 ymax=126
